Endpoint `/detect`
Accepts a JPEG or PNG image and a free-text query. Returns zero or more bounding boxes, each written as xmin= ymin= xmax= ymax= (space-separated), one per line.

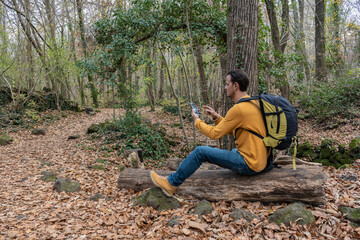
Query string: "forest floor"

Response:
xmin=0 ymin=107 xmax=359 ymax=239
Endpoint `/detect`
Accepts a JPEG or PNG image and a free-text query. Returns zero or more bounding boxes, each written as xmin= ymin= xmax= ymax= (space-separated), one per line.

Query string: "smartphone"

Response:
xmin=190 ymin=102 xmax=200 ymax=116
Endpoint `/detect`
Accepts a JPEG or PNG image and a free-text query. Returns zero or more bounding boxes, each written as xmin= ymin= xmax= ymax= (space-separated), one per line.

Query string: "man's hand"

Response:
xmin=203 ymin=106 xmax=219 ymax=121
xmin=191 ymin=109 xmax=200 ymax=122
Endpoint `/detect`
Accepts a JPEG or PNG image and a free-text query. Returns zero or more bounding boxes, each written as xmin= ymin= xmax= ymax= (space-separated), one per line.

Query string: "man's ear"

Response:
xmin=233 ymin=81 xmax=239 ymax=90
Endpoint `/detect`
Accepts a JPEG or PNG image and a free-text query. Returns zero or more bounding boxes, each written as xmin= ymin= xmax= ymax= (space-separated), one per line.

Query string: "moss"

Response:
xmin=118 ymin=165 xmax=126 ymax=171
xmin=320 ymin=148 xmax=332 ymax=159
xmin=0 ymin=134 xmax=13 ymax=146
xmin=134 ymin=187 xmax=181 ymax=211
xmin=339 ymin=206 xmax=360 ymax=224
xmin=269 ymin=203 xmax=315 ymax=226
xmin=40 ymin=171 xmax=57 ymax=182
xmin=53 ymin=178 xmax=80 ymax=193
xmin=89 ymin=165 xmax=106 ymax=171
xmin=193 ymin=200 xmax=214 ymax=216
xmin=87 ymin=124 xmax=99 ymax=134
xmin=330 ymin=152 xmax=343 ymax=164
xmin=230 ymin=209 xmax=259 ymax=222
xmin=349 ymin=137 xmax=360 ymax=150
xmin=338 ymin=144 xmax=347 ymax=154
xmin=321 ymin=138 xmax=333 ymax=148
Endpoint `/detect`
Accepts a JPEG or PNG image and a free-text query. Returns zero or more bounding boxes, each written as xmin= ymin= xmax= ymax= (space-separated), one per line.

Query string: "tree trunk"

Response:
xmin=315 ymin=0 xmax=327 ymax=82
xmin=227 ymin=0 xmax=258 ymax=96
xmin=158 ymin=57 xmax=165 ymax=100
xmin=331 ymin=0 xmax=343 ymax=78
xmin=145 ymin=48 xmax=155 ymax=111
xmin=194 ymin=42 xmax=210 ymax=104
xmin=298 ymin=0 xmax=311 ymax=84
xmin=118 ymin=165 xmax=326 ymax=205
xmin=76 ymin=0 xmax=98 ymax=107
xmin=24 ymin=0 xmax=34 ymax=90
xmin=159 ymin=47 xmax=189 ymax=147
xmin=265 ymin=0 xmax=290 ymax=100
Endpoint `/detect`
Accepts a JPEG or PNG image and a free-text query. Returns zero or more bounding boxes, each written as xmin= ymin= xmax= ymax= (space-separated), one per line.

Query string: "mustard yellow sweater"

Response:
xmin=195 ymin=95 xmax=269 ymax=172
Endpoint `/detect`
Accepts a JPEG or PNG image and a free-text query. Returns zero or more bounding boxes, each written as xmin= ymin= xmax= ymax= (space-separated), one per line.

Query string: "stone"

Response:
xmin=339 ymin=206 xmax=360 ymax=224
xmin=168 ymin=215 xmax=181 ymax=227
xmin=166 ymin=158 xmax=182 ymax=171
xmin=40 ymin=159 xmax=53 ymax=168
xmin=319 ymin=147 xmax=334 ymax=160
xmin=230 ymin=208 xmax=259 ymax=222
xmin=338 ymin=144 xmax=347 ymax=154
xmin=0 ymin=133 xmax=13 ymax=146
xmin=68 ymin=134 xmax=80 ymax=140
xmin=53 ymin=178 xmax=80 ymax=193
xmin=349 ymin=137 xmax=360 ymax=153
xmin=269 ymin=203 xmax=315 ymax=226
xmin=193 ymin=200 xmax=214 ymax=217
xmin=90 ymin=193 xmax=110 ymax=201
xmin=31 ymin=128 xmax=46 ymax=135
xmin=321 ymin=139 xmax=333 ymax=148
xmin=134 ymin=187 xmax=181 ymax=211
xmin=341 ymin=175 xmax=358 ymax=182
xmin=84 ymin=107 xmax=94 ymax=114
xmin=127 ymin=152 xmax=144 ymax=169
xmin=87 ymin=124 xmax=99 ymax=134
xmin=40 ymin=171 xmax=57 ymax=182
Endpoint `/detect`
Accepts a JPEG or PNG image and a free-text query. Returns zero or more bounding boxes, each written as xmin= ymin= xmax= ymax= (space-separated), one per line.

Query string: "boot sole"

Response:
xmin=150 ymin=171 xmax=173 ymax=197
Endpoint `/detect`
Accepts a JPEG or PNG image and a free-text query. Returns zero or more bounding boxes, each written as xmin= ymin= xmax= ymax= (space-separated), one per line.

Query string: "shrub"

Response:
xmin=96 ymin=111 xmax=171 ymax=161
xmin=298 ymin=77 xmax=360 ymax=123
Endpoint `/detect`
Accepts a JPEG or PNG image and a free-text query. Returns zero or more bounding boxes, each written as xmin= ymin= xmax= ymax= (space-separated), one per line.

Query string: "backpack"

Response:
xmin=236 ymin=93 xmax=299 ymax=170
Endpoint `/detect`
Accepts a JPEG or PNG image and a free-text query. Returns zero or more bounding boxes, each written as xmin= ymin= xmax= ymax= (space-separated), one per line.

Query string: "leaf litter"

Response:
xmin=0 ymin=107 xmax=359 ymax=239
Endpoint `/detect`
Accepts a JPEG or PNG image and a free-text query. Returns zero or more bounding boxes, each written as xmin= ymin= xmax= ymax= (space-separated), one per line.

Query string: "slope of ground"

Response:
xmin=0 ymin=108 xmax=359 ymax=239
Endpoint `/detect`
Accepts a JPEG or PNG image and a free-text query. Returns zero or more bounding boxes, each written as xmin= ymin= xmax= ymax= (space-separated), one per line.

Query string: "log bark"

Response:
xmin=118 ymin=165 xmax=326 ymax=205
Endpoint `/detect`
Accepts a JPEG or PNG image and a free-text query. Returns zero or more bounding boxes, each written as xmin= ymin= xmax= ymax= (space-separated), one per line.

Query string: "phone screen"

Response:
xmin=190 ymin=103 xmax=200 ymax=116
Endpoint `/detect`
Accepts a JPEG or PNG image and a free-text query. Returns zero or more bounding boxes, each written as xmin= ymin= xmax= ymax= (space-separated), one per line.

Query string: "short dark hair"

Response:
xmin=227 ymin=70 xmax=249 ymax=91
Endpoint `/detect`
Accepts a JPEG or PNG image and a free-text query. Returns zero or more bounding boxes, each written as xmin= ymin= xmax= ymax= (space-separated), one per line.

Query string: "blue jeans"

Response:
xmin=168 ymin=146 xmax=258 ymax=187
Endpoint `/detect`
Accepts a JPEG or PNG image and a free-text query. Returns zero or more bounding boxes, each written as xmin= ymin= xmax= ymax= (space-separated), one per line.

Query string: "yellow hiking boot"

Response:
xmin=150 ymin=171 xmax=177 ymax=197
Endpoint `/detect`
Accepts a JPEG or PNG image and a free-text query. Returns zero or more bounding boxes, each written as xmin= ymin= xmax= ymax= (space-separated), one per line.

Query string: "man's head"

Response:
xmin=225 ymin=70 xmax=249 ymax=101
xmin=226 ymin=70 xmax=249 ymax=91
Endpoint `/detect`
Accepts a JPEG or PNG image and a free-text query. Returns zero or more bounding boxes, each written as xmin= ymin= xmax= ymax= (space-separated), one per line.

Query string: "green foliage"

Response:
xmin=94 ymin=111 xmax=171 ymax=161
xmin=298 ymin=76 xmax=360 ymax=123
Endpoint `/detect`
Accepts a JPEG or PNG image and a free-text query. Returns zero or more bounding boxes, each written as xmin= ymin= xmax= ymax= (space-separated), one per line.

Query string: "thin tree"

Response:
xmin=315 ymin=0 xmax=326 ymax=81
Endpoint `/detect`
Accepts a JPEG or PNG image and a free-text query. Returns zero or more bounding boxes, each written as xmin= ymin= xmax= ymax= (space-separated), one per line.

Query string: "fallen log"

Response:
xmin=118 ymin=165 xmax=327 ymax=205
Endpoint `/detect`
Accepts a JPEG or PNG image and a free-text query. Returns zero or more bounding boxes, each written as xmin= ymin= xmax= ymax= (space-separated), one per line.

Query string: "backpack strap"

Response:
xmin=235 ymin=95 xmax=265 ymax=140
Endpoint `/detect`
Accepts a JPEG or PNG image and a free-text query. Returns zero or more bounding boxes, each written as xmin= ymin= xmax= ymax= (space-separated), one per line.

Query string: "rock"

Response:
xmin=84 ymin=107 xmax=94 ymax=114
xmin=31 ymin=128 xmax=46 ymax=135
xmin=17 ymin=215 xmax=25 ymax=220
xmin=68 ymin=134 xmax=80 ymax=140
xmin=40 ymin=159 xmax=53 ymax=168
xmin=193 ymin=200 xmax=214 ymax=217
xmin=0 ymin=133 xmax=13 ymax=146
xmin=90 ymin=193 xmax=110 ymax=201
xmin=349 ymin=137 xmax=360 ymax=153
xmin=321 ymin=139 xmax=333 ymax=148
xmin=127 ymin=152 xmax=144 ymax=169
xmin=338 ymin=144 xmax=347 ymax=154
xmin=230 ymin=208 xmax=259 ymax=222
xmin=166 ymin=158 xmax=182 ymax=170
xmin=18 ymin=177 xmax=28 ymax=183
xmin=87 ymin=124 xmax=99 ymax=134
xmin=339 ymin=206 xmax=360 ymax=224
xmin=341 ymin=175 xmax=358 ymax=182
xmin=53 ymin=178 xmax=81 ymax=193
xmin=134 ymin=187 xmax=181 ymax=211
xmin=269 ymin=203 xmax=315 ymax=226
xmin=40 ymin=171 xmax=57 ymax=182
xmin=168 ymin=215 xmax=181 ymax=227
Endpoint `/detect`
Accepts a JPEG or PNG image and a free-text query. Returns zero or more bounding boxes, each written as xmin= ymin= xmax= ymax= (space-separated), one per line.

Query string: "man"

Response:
xmin=150 ymin=69 xmax=269 ymax=197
